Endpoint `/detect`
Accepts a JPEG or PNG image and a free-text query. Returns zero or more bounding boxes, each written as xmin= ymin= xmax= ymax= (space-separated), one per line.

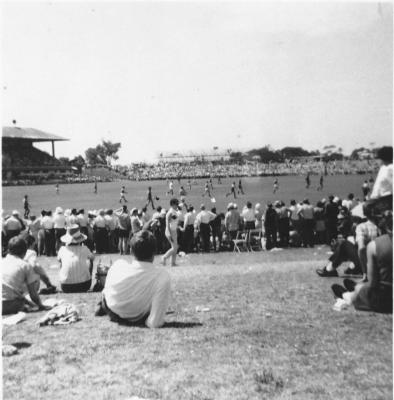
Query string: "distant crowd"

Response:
xmin=1 ymin=146 xmax=392 ymax=325
xmin=126 ymin=159 xmax=379 ymax=181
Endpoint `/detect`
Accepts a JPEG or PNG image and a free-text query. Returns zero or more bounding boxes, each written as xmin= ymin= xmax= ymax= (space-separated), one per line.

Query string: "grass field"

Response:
xmin=3 ymin=174 xmax=391 ymax=400
xmin=2 ymin=174 xmax=370 ymax=217
xmin=2 ymin=249 xmax=392 ymax=400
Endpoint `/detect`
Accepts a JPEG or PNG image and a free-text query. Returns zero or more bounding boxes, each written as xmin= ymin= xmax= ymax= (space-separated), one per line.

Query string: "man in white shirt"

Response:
xmin=195 ymin=205 xmax=215 ymax=252
xmin=371 ymin=146 xmax=393 ymax=199
xmin=53 ymin=207 xmax=66 ymax=252
xmin=96 ymin=230 xmax=171 ymax=328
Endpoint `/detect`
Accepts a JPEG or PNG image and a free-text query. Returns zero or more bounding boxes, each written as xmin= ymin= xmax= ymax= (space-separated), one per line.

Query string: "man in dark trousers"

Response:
xmin=325 ymin=195 xmax=339 ymax=245
xmin=264 ymin=202 xmax=278 ymax=250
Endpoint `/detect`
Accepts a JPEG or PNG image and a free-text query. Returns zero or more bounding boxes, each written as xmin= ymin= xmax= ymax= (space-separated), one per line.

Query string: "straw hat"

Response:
xmin=60 ymin=224 xmax=87 ymax=245
xmin=55 ymin=207 xmax=64 ymax=214
xmin=12 ymin=210 xmax=19 ymax=216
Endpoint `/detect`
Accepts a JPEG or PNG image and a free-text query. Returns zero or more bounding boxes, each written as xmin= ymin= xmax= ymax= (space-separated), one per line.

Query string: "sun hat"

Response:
xmin=55 ymin=207 xmax=63 ymax=214
xmin=12 ymin=210 xmax=19 ymax=216
xmin=130 ymin=207 xmax=138 ymax=215
xmin=64 ymin=209 xmax=71 ymax=217
xmin=227 ymin=203 xmax=233 ymax=210
xmin=60 ymin=224 xmax=87 ymax=245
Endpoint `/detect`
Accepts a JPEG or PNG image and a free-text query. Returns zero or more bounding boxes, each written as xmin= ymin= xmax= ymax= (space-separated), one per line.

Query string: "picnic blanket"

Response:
xmin=38 ymin=303 xmax=80 ymax=326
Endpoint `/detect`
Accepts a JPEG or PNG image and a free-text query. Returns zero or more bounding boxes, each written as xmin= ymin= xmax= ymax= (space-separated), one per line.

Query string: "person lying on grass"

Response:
xmin=95 ymin=229 xmax=171 ymax=328
xmin=2 ymin=236 xmax=51 ymax=315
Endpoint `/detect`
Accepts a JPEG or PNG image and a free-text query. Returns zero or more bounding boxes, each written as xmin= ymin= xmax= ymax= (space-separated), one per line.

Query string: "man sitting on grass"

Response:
xmin=2 ymin=236 xmax=50 ymax=315
xmin=95 ymin=230 xmax=171 ymax=328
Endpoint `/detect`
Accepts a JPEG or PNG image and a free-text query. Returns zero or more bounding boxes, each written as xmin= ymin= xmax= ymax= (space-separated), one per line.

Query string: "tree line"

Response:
xmin=57 ymin=141 xmax=377 ymax=170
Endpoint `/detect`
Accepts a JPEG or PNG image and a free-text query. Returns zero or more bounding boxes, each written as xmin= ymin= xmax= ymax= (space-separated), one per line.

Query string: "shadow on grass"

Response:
xmin=11 ymin=342 xmax=32 ymax=349
xmin=162 ymin=321 xmax=203 ymax=329
xmin=114 ymin=320 xmax=203 ymax=329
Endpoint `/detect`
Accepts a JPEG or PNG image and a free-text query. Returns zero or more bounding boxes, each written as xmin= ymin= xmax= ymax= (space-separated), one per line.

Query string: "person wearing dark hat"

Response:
xmin=2 ymin=236 xmax=50 ymax=314
xmin=57 ymin=225 xmax=95 ymax=293
xmin=371 ymin=146 xmax=393 ymax=199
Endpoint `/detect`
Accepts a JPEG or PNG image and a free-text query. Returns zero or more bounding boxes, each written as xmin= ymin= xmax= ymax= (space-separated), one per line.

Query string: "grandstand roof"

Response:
xmin=2 ymin=126 xmax=68 ymax=142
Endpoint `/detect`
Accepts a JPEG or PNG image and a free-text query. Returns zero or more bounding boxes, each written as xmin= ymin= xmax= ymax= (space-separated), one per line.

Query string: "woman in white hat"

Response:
xmin=57 ymin=225 xmax=95 ymax=293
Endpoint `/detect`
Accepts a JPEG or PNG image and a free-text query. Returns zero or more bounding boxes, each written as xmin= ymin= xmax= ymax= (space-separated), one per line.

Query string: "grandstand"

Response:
xmin=2 ymin=126 xmax=74 ymax=184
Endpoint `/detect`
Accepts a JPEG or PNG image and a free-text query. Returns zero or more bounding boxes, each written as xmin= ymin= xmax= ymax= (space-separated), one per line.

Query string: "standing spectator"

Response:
xmin=53 ymin=207 xmax=67 ymax=252
xmin=264 ymin=202 xmax=278 ymax=250
xmin=225 ymin=203 xmax=240 ymax=250
xmin=297 ymin=199 xmax=315 ymax=248
xmin=362 ymin=180 xmax=370 ymax=200
xmin=196 ymin=205 xmax=215 ymax=252
xmin=94 ymin=209 xmax=108 ymax=254
xmin=210 ymin=208 xmax=223 ymax=252
xmin=325 ymin=195 xmax=339 ymax=244
xmin=69 ymin=208 xmax=79 ymax=226
xmin=162 ymin=198 xmax=179 ymax=266
xmin=105 ymin=209 xmax=118 ymax=253
xmin=289 ymin=200 xmax=301 ymax=235
xmin=115 ymin=206 xmax=131 ymax=255
xmin=370 ymin=146 xmax=393 ymax=199
xmin=342 ymin=193 xmax=357 ymax=211
xmin=277 ymin=201 xmax=291 ymax=247
xmin=242 ymin=201 xmax=255 ymax=249
xmin=181 ymin=206 xmax=196 ymax=253
xmin=152 ymin=206 xmax=165 ymax=254
xmin=41 ymin=210 xmax=55 ymax=256
xmin=313 ymin=201 xmax=326 ymax=244
xmin=23 ymin=195 xmax=30 ymax=219
xmin=77 ymin=209 xmax=89 ymax=236
xmin=254 ymin=203 xmax=263 ymax=231
xmin=130 ymin=208 xmax=142 ymax=238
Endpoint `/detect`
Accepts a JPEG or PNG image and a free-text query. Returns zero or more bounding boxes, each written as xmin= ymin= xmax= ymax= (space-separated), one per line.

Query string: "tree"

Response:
xmin=280 ymin=146 xmax=311 ymax=160
xmin=85 ymin=140 xmax=121 ymax=166
xmin=102 ymin=140 xmax=121 ymax=166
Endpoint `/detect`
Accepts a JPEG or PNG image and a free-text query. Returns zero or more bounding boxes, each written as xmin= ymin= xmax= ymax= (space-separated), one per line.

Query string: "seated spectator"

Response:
xmin=57 ymin=225 xmax=95 ymax=293
xmin=316 ymin=203 xmax=378 ymax=278
xmin=23 ymin=234 xmax=57 ymax=294
xmin=4 ymin=210 xmax=25 ymax=245
xmin=96 ymin=230 xmax=171 ymax=328
xmin=2 ymin=236 xmax=49 ymax=315
xmin=331 ymin=211 xmax=392 ymax=313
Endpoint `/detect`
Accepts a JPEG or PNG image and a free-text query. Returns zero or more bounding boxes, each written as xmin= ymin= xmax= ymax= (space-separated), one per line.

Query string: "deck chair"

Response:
xmin=233 ymin=231 xmax=249 ymax=253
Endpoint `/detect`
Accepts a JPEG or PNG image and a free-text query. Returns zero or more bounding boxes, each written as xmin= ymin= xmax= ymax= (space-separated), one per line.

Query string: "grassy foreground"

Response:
xmin=2 ymin=247 xmax=392 ymax=400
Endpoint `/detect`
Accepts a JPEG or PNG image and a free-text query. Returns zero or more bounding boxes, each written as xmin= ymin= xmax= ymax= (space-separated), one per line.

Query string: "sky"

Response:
xmin=2 ymin=1 xmax=393 ymax=164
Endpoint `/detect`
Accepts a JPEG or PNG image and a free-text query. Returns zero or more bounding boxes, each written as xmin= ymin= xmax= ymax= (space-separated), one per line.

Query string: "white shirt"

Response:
xmin=371 ymin=164 xmax=393 ymax=199
xmin=53 ymin=213 xmax=66 ymax=229
xmin=77 ymin=214 xmax=89 ymax=228
xmin=94 ymin=215 xmax=107 ymax=228
xmin=196 ymin=210 xmax=215 ymax=225
xmin=103 ymin=259 xmax=171 ymax=328
xmin=242 ymin=208 xmax=255 ymax=222
xmin=57 ymin=245 xmax=94 ymax=284
xmin=41 ymin=215 xmax=54 ymax=229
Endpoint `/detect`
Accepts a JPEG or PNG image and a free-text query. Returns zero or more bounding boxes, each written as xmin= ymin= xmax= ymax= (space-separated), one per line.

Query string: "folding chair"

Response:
xmin=233 ymin=231 xmax=249 ymax=253
xmin=249 ymin=229 xmax=262 ymax=251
